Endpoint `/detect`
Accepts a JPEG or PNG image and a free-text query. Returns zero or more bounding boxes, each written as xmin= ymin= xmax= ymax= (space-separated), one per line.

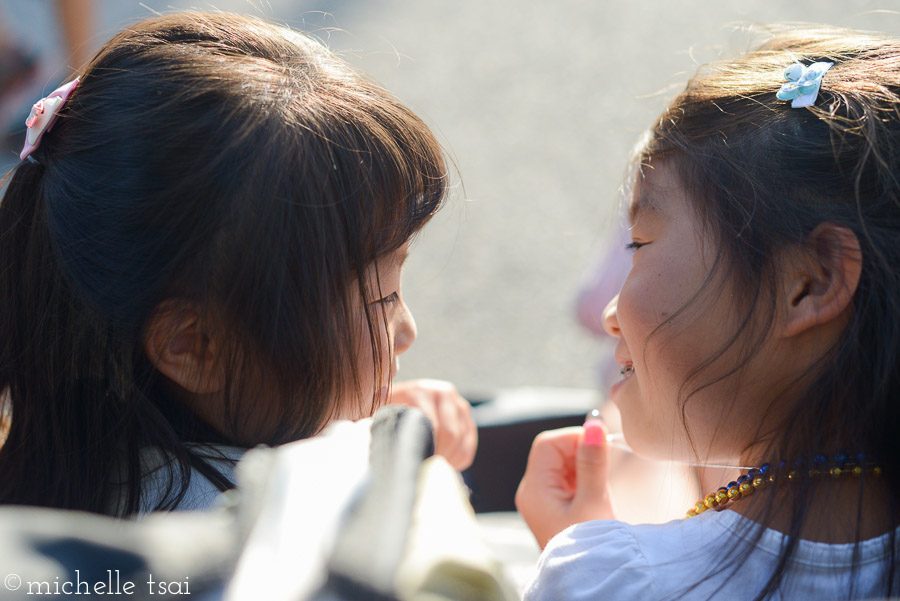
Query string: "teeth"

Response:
xmin=620 ymin=365 xmax=634 ymax=377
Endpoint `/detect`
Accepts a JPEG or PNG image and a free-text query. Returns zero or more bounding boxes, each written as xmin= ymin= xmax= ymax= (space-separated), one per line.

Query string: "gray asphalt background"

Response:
xmin=3 ymin=0 xmax=900 ymax=398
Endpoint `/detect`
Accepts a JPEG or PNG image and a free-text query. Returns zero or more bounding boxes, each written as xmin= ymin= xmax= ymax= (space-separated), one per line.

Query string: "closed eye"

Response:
xmin=625 ymin=241 xmax=648 ymax=253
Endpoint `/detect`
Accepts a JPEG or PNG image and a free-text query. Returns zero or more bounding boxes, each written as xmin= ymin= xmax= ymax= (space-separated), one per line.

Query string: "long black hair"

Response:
xmin=638 ymin=26 xmax=900 ymax=600
xmin=0 ymin=12 xmax=447 ymax=515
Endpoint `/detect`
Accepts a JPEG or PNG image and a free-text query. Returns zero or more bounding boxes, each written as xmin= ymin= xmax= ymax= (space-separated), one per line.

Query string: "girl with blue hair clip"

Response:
xmin=518 ymin=26 xmax=900 ymax=600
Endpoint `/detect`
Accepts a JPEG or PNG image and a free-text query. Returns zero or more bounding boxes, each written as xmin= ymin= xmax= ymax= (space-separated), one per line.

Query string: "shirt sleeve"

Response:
xmin=523 ymin=520 xmax=657 ymax=601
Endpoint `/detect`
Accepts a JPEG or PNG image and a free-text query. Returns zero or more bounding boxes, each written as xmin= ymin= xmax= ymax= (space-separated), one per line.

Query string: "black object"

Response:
xmin=462 ymin=389 xmax=597 ymax=513
xmin=464 ymin=415 xmax=586 ymax=513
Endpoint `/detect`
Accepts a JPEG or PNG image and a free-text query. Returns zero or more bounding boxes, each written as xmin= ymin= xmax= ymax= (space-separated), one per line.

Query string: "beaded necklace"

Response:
xmin=686 ymin=456 xmax=884 ymax=518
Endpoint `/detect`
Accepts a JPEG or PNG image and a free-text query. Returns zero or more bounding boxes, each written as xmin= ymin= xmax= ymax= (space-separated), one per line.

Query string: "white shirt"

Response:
xmin=107 ymin=443 xmax=247 ymax=517
xmin=525 ymin=509 xmax=896 ymax=601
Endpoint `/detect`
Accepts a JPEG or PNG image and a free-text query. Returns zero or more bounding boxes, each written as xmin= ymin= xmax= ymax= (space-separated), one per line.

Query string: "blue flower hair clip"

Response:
xmin=776 ymin=61 xmax=833 ymax=108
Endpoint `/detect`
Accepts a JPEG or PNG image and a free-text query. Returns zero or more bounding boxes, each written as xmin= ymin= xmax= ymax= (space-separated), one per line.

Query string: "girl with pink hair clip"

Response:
xmin=0 ymin=12 xmax=476 ymax=517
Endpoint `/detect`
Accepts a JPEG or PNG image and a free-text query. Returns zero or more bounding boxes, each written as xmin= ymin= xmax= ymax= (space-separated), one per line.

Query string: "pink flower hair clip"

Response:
xmin=20 ymin=77 xmax=80 ymax=161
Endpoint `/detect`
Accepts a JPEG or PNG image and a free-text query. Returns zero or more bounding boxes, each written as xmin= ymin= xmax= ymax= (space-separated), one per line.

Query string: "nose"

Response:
xmin=602 ymin=294 xmax=621 ymax=338
xmin=393 ymin=301 xmax=417 ymax=356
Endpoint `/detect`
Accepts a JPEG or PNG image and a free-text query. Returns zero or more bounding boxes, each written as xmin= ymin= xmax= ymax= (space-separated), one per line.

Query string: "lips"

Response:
xmin=610 ymin=358 xmax=634 ymax=399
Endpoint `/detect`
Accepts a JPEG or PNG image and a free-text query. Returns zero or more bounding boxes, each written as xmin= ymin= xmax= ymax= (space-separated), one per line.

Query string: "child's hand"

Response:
xmin=388 ymin=379 xmax=478 ymax=471
xmin=515 ymin=422 xmax=614 ymax=549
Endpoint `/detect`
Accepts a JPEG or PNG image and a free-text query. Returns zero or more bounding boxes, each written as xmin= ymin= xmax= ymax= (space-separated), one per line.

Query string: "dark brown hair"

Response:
xmin=637 ymin=26 xmax=900 ymax=600
xmin=0 ymin=12 xmax=446 ymax=515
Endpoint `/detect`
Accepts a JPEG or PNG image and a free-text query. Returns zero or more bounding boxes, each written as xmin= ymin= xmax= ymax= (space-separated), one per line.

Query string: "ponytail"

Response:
xmin=0 ymin=159 xmax=111 ymax=510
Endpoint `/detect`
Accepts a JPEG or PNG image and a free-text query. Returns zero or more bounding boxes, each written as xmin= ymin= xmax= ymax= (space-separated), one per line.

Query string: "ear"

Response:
xmin=781 ymin=223 xmax=862 ymax=339
xmin=143 ymin=300 xmax=225 ymax=394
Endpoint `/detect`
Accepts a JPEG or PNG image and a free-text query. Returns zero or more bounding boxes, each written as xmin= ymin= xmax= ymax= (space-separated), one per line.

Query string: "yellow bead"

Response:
xmin=716 ymin=491 xmax=728 ymax=504
xmin=830 ymin=467 xmax=843 ymax=478
xmin=695 ymin=502 xmax=707 ymax=514
xmin=852 ymin=466 xmax=863 ymax=477
xmin=739 ymin=482 xmax=753 ymax=496
xmin=873 ymin=466 xmax=883 ymax=477
xmin=704 ymin=494 xmax=718 ymax=509
xmin=787 ymin=470 xmax=799 ymax=481
xmin=727 ymin=486 xmax=741 ymax=501
xmin=687 ymin=509 xmax=697 ymax=518
xmin=752 ymin=476 xmax=766 ymax=491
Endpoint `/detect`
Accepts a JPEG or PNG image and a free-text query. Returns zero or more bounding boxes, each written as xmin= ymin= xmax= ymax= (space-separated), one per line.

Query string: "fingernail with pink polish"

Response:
xmin=583 ymin=410 xmax=605 ymax=446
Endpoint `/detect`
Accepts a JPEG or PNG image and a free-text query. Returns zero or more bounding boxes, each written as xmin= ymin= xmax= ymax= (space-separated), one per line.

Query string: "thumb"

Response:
xmin=574 ymin=417 xmax=610 ymax=502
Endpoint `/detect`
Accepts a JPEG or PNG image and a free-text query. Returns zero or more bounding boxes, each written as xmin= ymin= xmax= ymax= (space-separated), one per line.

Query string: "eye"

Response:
xmin=377 ymin=291 xmax=400 ymax=305
xmin=625 ymin=241 xmax=648 ymax=253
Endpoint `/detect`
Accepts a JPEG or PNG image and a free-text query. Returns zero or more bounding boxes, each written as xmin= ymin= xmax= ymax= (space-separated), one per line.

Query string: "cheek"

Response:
xmin=618 ymin=269 xmax=716 ymax=394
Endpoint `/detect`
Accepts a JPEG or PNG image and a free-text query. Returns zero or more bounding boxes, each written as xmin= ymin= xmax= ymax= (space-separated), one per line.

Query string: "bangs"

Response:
xmin=316 ymin=87 xmax=449 ymax=262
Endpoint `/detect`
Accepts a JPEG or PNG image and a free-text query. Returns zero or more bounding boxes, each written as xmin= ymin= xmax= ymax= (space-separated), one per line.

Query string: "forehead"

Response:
xmin=383 ymin=244 xmax=410 ymax=269
xmin=628 ymin=166 xmax=672 ymax=226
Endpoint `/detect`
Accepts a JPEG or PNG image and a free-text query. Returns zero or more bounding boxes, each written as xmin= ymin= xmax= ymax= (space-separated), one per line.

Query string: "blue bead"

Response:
xmin=727 ymin=481 xmax=738 ymax=489
xmin=760 ymin=464 xmax=770 ymax=475
xmin=814 ymin=455 xmax=827 ymax=465
xmin=748 ymin=468 xmax=761 ymax=480
xmin=836 ymin=454 xmax=848 ymax=464
xmin=737 ymin=475 xmax=750 ymax=485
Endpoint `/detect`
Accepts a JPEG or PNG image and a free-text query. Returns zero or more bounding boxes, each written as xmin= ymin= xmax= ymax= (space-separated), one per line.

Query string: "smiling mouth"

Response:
xmin=620 ymin=364 xmax=634 ymax=378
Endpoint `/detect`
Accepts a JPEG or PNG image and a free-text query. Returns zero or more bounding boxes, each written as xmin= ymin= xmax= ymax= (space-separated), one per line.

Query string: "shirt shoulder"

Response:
xmin=107 ymin=444 xmax=247 ymax=517
xmin=524 ymin=511 xmax=736 ymax=601
xmin=524 ymin=518 xmax=658 ymax=601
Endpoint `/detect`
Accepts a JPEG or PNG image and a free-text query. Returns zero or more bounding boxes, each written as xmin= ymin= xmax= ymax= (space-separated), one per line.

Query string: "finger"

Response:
xmin=454 ymin=412 xmax=478 ymax=470
xmin=444 ymin=411 xmax=478 ymax=470
xmin=574 ymin=417 xmax=611 ymax=506
xmin=523 ymin=427 xmax=582 ymax=485
xmin=434 ymin=390 xmax=462 ymax=454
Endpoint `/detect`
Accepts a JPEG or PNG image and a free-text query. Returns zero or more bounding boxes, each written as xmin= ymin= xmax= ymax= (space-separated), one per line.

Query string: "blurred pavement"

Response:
xmin=1 ymin=0 xmax=898 ymax=398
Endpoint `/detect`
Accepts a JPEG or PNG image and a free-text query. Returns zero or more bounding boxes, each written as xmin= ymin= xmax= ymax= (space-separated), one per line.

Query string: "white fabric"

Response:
xmin=395 ymin=456 xmax=519 ymax=601
xmin=226 ymin=419 xmax=373 ymax=601
xmin=525 ymin=509 xmax=896 ymax=601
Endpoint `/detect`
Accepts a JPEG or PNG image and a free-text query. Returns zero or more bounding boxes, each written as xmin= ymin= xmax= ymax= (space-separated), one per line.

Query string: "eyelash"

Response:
xmin=625 ymin=241 xmax=647 ymax=253
xmin=378 ymin=292 xmax=400 ymax=305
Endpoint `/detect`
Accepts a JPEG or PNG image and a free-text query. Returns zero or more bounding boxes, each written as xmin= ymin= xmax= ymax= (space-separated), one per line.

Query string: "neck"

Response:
xmin=727 ymin=473 xmax=893 ymax=543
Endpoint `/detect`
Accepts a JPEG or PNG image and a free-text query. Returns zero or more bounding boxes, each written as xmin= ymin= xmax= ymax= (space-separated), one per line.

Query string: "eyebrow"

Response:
xmin=628 ymin=190 xmax=663 ymax=226
xmin=384 ymin=246 xmax=410 ymax=269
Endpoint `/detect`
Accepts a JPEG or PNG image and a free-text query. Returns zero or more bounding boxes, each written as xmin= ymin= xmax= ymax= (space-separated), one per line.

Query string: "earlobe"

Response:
xmin=143 ymin=300 xmax=225 ymax=394
xmin=781 ymin=223 xmax=862 ymax=339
